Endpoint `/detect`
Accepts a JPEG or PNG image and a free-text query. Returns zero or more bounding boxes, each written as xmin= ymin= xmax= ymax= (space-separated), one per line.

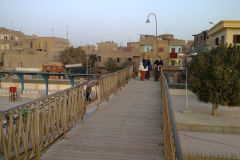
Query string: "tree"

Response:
xmin=59 ymin=47 xmax=86 ymax=66
xmin=88 ymin=54 xmax=99 ymax=73
xmin=189 ymin=44 xmax=240 ymax=116
xmin=120 ymin=60 xmax=133 ymax=69
xmin=104 ymin=58 xmax=120 ymax=73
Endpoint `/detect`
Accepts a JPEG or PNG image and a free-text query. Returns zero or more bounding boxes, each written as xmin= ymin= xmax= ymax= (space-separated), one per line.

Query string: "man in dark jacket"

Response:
xmin=154 ymin=57 xmax=163 ymax=81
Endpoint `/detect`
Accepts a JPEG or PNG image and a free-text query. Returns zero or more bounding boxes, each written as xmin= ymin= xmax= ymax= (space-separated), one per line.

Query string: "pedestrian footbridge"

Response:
xmin=0 ymin=66 xmax=182 ymax=160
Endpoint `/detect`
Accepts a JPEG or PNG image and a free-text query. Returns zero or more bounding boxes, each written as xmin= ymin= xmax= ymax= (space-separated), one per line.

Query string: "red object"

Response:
xmin=170 ymin=52 xmax=177 ymax=58
xmin=9 ymin=87 xmax=17 ymax=93
xmin=140 ymin=71 xmax=146 ymax=80
xmin=43 ymin=65 xmax=65 ymax=79
xmin=159 ymin=48 xmax=164 ymax=52
xmin=171 ymin=48 xmax=175 ymax=53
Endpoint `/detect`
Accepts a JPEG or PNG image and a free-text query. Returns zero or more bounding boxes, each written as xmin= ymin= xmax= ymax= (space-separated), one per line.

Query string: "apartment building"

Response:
xmin=207 ymin=20 xmax=240 ymax=48
xmin=0 ymin=27 xmax=71 ymax=70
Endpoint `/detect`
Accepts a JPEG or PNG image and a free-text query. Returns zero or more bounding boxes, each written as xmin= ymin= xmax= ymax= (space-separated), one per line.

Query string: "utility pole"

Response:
xmin=182 ymin=56 xmax=190 ymax=114
xmin=86 ymin=55 xmax=88 ymax=74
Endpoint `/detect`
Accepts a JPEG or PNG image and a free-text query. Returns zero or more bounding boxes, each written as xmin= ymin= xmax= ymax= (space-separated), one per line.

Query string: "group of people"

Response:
xmin=139 ymin=56 xmax=163 ymax=81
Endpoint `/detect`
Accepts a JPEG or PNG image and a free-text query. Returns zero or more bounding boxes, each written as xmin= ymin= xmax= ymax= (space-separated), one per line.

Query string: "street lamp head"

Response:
xmin=146 ymin=18 xmax=150 ymax=23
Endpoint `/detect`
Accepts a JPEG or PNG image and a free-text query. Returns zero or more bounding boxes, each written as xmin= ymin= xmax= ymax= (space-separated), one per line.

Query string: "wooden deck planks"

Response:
xmin=41 ymin=79 xmax=164 ymax=160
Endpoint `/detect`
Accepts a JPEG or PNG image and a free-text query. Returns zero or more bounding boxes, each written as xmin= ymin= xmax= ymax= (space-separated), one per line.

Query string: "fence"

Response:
xmin=0 ymin=66 xmax=133 ymax=160
xmin=160 ymin=69 xmax=183 ymax=160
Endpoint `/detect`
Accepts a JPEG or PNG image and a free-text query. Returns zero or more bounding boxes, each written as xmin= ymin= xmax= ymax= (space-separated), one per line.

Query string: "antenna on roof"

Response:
xmin=51 ymin=28 xmax=54 ymax=37
xmin=66 ymin=25 xmax=69 ymax=40
xmin=11 ymin=23 xmax=14 ymax=31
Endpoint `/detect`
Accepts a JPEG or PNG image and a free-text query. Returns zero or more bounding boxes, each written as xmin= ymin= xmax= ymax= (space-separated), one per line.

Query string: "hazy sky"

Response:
xmin=1 ymin=0 xmax=240 ymax=46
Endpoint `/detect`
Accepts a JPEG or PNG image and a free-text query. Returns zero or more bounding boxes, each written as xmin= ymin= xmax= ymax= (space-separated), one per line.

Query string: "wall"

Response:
xmin=3 ymin=52 xmax=49 ymax=69
xmin=227 ymin=28 xmax=240 ymax=44
xmin=140 ymin=44 xmax=153 ymax=52
xmin=210 ymin=29 xmax=227 ymax=48
xmin=169 ymin=45 xmax=183 ymax=53
xmin=0 ymin=82 xmax=71 ymax=91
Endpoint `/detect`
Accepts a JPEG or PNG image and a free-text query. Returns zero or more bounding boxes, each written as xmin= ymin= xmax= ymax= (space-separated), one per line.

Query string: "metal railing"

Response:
xmin=160 ymin=69 xmax=183 ymax=160
xmin=0 ymin=66 xmax=133 ymax=160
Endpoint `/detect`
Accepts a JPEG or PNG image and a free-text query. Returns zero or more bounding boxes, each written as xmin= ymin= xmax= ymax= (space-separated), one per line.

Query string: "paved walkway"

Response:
xmin=180 ymin=131 xmax=240 ymax=159
xmin=170 ymin=89 xmax=240 ymax=159
xmin=170 ymin=89 xmax=240 ymax=127
xmin=0 ymin=96 xmax=33 ymax=112
xmin=41 ymin=79 xmax=164 ymax=160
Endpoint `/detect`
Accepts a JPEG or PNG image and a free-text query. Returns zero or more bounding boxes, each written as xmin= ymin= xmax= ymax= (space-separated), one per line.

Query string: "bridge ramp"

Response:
xmin=41 ymin=79 xmax=164 ymax=160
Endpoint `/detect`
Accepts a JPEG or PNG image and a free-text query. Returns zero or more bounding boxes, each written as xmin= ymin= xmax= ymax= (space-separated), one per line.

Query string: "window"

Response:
xmin=171 ymin=60 xmax=175 ymax=66
xmin=178 ymin=48 xmax=181 ymax=53
xmin=38 ymin=42 xmax=41 ymax=48
xmin=117 ymin=58 xmax=120 ymax=62
xmin=30 ymin=41 xmax=33 ymax=48
xmin=97 ymin=56 xmax=101 ymax=62
xmin=44 ymin=42 xmax=47 ymax=48
xmin=171 ymin=48 xmax=175 ymax=53
xmin=128 ymin=58 xmax=132 ymax=62
xmin=159 ymin=48 xmax=164 ymax=52
xmin=10 ymin=36 xmax=14 ymax=40
xmin=178 ymin=60 xmax=181 ymax=66
xmin=18 ymin=62 xmax=24 ymax=67
xmin=196 ymin=37 xmax=198 ymax=42
xmin=147 ymin=47 xmax=150 ymax=52
xmin=215 ymin=38 xmax=219 ymax=45
xmin=233 ymin=35 xmax=240 ymax=43
xmin=221 ymin=36 xmax=225 ymax=46
xmin=4 ymin=36 xmax=8 ymax=40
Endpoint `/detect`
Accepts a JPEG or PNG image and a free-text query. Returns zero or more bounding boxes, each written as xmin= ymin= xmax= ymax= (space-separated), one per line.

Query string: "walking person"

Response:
xmin=139 ymin=57 xmax=148 ymax=81
xmin=154 ymin=57 xmax=163 ymax=81
xmin=145 ymin=57 xmax=152 ymax=80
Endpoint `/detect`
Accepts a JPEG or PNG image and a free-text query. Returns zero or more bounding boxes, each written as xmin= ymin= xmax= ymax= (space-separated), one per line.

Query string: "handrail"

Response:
xmin=0 ymin=65 xmax=133 ymax=160
xmin=160 ymin=68 xmax=183 ymax=160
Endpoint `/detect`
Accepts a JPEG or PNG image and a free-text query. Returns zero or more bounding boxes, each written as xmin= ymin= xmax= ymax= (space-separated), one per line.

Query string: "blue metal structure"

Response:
xmin=0 ymin=71 xmax=99 ymax=96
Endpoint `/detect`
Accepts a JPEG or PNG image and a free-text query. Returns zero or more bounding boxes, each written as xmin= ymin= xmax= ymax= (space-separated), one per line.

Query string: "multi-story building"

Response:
xmin=139 ymin=34 xmax=185 ymax=67
xmin=139 ymin=34 xmax=169 ymax=60
xmin=80 ymin=45 xmax=96 ymax=55
xmin=0 ymin=27 xmax=71 ymax=70
xmin=207 ymin=20 xmax=240 ymax=48
xmin=168 ymin=39 xmax=186 ymax=67
xmin=192 ymin=30 xmax=211 ymax=54
xmin=96 ymin=41 xmax=140 ymax=73
xmin=94 ymin=34 xmax=185 ymax=73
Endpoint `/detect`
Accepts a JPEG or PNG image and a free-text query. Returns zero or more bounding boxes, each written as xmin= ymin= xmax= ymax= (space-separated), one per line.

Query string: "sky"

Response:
xmin=1 ymin=0 xmax=240 ymax=47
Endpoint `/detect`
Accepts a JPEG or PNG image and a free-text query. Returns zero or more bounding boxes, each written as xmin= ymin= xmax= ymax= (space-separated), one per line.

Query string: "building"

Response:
xmin=96 ymin=41 xmax=140 ymax=73
xmin=80 ymin=45 xmax=96 ymax=55
xmin=183 ymin=40 xmax=194 ymax=54
xmin=192 ymin=30 xmax=211 ymax=54
xmin=0 ymin=27 xmax=71 ymax=71
xmin=139 ymin=34 xmax=169 ymax=60
xmin=207 ymin=20 xmax=240 ymax=48
xmin=139 ymin=34 xmax=185 ymax=68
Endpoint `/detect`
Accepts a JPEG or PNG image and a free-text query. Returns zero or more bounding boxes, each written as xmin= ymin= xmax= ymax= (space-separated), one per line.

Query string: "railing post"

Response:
xmin=34 ymin=102 xmax=40 ymax=160
xmin=97 ymin=81 xmax=101 ymax=110
xmin=0 ymin=115 xmax=8 ymax=160
xmin=63 ymin=93 xmax=67 ymax=138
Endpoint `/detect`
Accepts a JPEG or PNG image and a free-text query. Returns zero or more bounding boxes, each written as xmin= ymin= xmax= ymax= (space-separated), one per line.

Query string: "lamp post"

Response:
xmin=146 ymin=13 xmax=159 ymax=58
xmin=182 ymin=56 xmax=190 ymax=114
